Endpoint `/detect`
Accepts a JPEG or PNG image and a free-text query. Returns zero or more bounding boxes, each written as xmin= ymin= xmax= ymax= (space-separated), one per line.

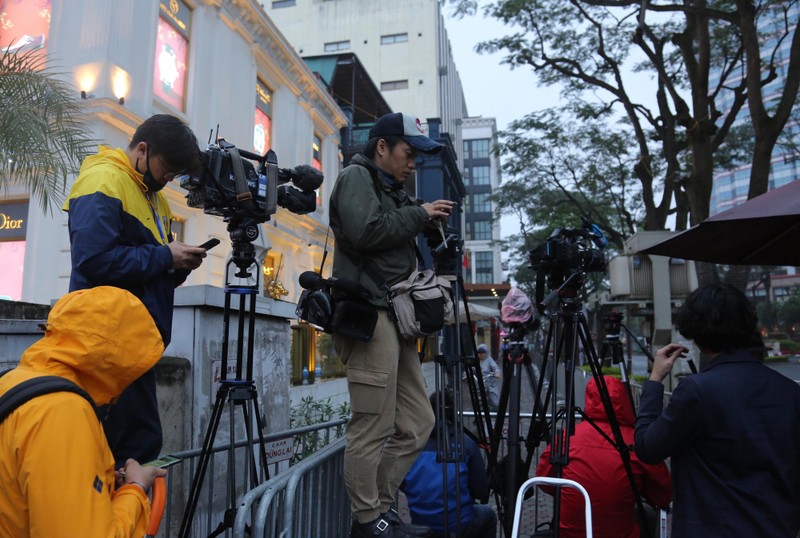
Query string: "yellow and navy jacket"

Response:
xmin=0 ymin=286 xmax=165 ymax=537
xmin=63 ymin=146 xmax=188 ymax=345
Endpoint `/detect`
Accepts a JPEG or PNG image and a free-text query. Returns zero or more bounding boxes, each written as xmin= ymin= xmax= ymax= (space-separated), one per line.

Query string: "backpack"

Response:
xmin=0 ymin=371 xmax=94 ymax=425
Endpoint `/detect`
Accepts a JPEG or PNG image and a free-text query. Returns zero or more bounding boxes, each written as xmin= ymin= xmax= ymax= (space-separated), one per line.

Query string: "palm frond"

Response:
xmin=0 ymin=48 xmax=96 ymax=213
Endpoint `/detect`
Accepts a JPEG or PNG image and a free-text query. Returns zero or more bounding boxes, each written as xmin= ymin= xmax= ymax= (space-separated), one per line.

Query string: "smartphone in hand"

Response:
xmin=198 ymin=238 xmax=221 ymax=251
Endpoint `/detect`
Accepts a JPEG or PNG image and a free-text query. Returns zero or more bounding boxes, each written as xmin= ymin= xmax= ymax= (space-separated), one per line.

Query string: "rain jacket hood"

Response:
xmin=584 ymin=375 xmax=634 ymax=427
xmin=12 ymin=286 xmax=164 ymax=406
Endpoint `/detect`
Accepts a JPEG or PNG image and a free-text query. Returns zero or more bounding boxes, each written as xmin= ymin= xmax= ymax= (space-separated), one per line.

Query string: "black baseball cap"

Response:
xmin=368 ymin=113 xmax=443 ymax=154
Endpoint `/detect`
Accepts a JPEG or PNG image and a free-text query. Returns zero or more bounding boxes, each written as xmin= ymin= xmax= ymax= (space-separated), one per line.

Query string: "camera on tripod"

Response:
xmin=603 ymin=311 xmax=623 ymax=335
xmin=180 ymin=138 xmax=323 ymax=223
xmin=528 ymin=222 xmax=606 ymax=274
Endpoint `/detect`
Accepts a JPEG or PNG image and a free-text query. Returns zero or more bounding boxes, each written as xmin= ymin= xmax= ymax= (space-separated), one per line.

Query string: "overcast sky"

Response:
xmin=442 ymin=5 xmax=561 ymax=132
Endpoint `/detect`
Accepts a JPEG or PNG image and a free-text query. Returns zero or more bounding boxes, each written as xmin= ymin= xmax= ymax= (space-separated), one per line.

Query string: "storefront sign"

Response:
xmin=0 ymin=202 xmax=28 ymax=241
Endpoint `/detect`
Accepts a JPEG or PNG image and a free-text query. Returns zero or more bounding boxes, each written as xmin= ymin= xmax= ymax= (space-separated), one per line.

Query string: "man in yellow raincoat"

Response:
xmin=0 ymin=286 xmax=167 ymax=537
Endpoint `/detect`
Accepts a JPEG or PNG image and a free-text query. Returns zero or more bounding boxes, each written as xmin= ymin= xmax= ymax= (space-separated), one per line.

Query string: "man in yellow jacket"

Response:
xmin=0 ymin=286 xmax=167 ymax=537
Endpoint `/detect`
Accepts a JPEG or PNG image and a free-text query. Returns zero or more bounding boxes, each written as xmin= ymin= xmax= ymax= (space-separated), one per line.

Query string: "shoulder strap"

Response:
xmin=0 ymin=372 xmax=95 ymax=425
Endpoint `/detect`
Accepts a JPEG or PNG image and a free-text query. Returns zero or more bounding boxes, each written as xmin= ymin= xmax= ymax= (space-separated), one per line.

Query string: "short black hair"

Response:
xmin=129 ymin=114 xmax=201 ymax=175
xmin=363 ymin=135 xmax=404 ymax=160
xmin=675 ymin=283 xmax=757 ymax=353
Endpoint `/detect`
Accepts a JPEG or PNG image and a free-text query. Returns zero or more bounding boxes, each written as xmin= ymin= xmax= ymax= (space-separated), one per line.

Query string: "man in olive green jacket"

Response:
xmin=330 ymin=112 xmax=455 ymax=538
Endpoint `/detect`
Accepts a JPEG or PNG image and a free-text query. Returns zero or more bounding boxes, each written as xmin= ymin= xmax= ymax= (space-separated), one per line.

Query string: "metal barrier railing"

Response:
xmin=233 ymin=436 xmax=348 ymax=538
xmin=156 ymin=418 xmax=346 ymax=538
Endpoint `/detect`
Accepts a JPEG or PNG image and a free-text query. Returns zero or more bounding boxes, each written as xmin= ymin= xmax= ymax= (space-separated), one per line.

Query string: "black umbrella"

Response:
xmin=642 ymin=179 xmax=800 ymax=266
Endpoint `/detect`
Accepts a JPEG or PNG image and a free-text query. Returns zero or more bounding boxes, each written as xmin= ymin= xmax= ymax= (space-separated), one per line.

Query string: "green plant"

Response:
xmin=289 ymin=396 xmax=348 ymax=463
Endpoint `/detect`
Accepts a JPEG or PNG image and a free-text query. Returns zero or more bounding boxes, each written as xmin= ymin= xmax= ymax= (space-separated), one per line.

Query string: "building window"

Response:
xmin=254 ymin=78 xmax=272 ymax=155
xmin=312 ymin=133 xmax=323 ymax=208
xmin=381 ymin=33 xmax=408 ymax=45
xmin=475 ymin=252 xmax=494 ymax=284
xmin=381 ymin=80 xmax=409 ymax=91
xmin=465 ymin=138 xmax=490 ymax=159
xmin=471 ymin=193 xmax=491 ymax=213
xmin=471 ymin=220 xmax=492 ymax=240
xmin=154 ymin=0 xmax=192 ymax=111
xmin=323 ymin=40 xmax=350 ymax=52
xmin=468 ymin=165 xmax=490 ymax=186
xmin=312 ymin=134 xmax=322 ymax=171
xmin=0 ymin=0 xmax=52 ymax=58
xmin=272 ymin=0 xmax=296 ymax=7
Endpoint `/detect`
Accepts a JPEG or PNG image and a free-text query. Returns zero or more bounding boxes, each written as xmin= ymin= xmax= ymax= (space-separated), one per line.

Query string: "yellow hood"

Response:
xmin=17 ymin=286 xmax=164 ymax=406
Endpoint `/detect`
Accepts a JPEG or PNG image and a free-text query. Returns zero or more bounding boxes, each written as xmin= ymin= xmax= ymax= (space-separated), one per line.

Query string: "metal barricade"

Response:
xmin=233 ymin=436 xmax=348 ymax=538
xmin=156 ymin=418 xmax=346 ymax=538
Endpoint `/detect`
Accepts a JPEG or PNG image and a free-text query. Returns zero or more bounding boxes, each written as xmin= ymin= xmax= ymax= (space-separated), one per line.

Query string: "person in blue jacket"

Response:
xmin=634 ymin=283 xmax=800 ymax=537
xmin=402 ymin=392 xmax=497 ymax=537
xmin=63 ymin=114 xmax=207 ymax=467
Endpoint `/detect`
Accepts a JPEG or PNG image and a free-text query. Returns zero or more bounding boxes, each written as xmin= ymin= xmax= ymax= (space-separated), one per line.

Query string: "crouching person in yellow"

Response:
xmin=0 ymin=286 xmax=167 ymax=537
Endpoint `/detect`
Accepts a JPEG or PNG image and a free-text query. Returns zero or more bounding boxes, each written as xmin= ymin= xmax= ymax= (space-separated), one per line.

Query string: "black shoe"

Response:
xmin=381 ymin=509 xmax=432 ymax=537
xmin=351 ymin=516 xmax=396 ymax=537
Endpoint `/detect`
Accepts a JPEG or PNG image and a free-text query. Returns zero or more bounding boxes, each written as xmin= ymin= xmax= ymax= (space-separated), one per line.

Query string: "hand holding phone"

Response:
xmin=198 ymin=238 xmax=221 ymax=251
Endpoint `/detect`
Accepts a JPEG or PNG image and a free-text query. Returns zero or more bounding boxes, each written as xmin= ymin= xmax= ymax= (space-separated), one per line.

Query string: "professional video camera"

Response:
xmin=181 ymin=138 xmax=323 ymax=223
xmin=603 ymin=311 xmax=623 ymax=335
xmin=529 ymin=219 xmax=608 ymax=312
xmin=295 ymin=271 xmax=377 ymax=341
xmin=528 ymin=221 xmax=607 ymax=274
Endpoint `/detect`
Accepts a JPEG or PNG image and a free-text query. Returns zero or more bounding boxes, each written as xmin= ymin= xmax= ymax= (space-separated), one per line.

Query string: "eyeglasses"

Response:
xmin=162 ymin=170 xmax=187 ymax=182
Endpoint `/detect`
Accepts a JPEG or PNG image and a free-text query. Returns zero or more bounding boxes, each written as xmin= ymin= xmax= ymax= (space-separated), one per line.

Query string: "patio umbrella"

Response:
xmin=642 ymin=179 xmax=800 ymax=266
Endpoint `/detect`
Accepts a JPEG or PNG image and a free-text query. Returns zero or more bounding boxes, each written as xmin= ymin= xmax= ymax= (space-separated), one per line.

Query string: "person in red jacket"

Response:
xmin=536 ymin=376 xmax=671 ymax=538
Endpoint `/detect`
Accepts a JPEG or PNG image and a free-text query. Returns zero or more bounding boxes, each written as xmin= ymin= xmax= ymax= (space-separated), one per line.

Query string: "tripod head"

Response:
xmin=226 ymin=217 xmax=262 ymax=281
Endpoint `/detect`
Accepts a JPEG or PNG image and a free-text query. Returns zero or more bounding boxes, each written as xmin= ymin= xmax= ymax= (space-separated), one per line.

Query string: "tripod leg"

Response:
xmin=179 ymin=384 xmax=230 ymax=538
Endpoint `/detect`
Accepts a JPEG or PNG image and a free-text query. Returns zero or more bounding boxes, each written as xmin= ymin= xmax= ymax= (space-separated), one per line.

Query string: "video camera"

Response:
xmin=181 ymin=138 xmax=323 ymax=224
xmin=528 ymin=221 xmax=607 ymax=274
xmin=295 ymin=271 xmax=377 ymax=341
xmin=603 ymin=311 xmax=623 ymax=335
xmin=530 ymin=220 xmax=608 ymax=312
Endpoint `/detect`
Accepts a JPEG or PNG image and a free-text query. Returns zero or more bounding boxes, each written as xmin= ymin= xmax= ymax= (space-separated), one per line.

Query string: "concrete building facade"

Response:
xmin=266 ymin=0 xmax=469 ymax=167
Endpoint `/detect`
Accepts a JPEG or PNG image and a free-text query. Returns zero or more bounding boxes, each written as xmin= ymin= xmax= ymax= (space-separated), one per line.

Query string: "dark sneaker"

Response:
xmin=381 ymin=509 xmax=433 ymax=537
xmin=351 ymin=516 xmax=396 ymax=537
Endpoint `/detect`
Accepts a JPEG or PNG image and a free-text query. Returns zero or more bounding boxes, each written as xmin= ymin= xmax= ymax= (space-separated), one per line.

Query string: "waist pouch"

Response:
xmin=330 ymin=298 xmax=378 ymax=342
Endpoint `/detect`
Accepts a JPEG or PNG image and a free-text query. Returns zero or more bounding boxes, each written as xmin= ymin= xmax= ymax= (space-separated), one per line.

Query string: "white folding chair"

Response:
xmin=510 ymin=476 xmax=593 ymax=538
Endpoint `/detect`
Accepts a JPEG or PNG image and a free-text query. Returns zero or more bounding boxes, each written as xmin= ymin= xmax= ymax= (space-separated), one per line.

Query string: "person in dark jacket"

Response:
xmin=330 ymin=112 xmax=455 ymax=537
xmin=401 ymin=392 xmax=497 ymax=538
xmin=537 ymin=376 xmax=671 ymax=538
xmin=63 ymin=114 xmax=206 ymax=467
xmin=634 ymin=283 xmax=800 ymax=537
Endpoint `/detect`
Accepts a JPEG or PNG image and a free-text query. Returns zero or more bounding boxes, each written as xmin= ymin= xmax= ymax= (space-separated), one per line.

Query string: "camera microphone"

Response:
xmin=298 ymin=271 xmax=369 ymax=298
xmin=299 ymin=271 xmax=324 ymax=290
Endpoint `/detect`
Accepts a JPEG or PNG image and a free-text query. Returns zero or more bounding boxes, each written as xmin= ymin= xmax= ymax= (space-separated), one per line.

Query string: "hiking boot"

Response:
xmin=381 ymin=509 xmax=433 ymax=537
xmin=351 ymin=516 xmax=396 ymax=537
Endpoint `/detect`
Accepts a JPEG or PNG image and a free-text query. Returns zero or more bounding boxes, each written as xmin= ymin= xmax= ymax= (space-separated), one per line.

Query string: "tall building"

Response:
xmin=462 ymin=116 xmax=503 ymax=286
xmin=710 ymin=4 xmax=800 ymax=216
xmin=266 ymin=0 xmax=469 ymax=165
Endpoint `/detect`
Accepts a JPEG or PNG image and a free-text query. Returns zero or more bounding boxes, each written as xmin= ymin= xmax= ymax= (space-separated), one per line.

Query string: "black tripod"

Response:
xmin=486 ymin=319 xmax=544 ymax=537
xmin=535 ymin=272 xmax=649 ymax=538
xmin=179 ymin=220 xmax=270 ymax=538
xmin=429 ymin=231 xmax=495 ymax=537
xmin=598 ymin=311 xmax=637 ymax=417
